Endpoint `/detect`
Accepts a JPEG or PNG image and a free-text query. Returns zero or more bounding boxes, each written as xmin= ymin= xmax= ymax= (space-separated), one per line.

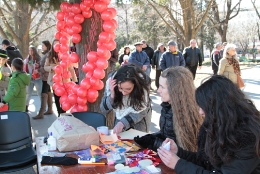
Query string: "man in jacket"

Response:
xmin=141 ymin=40 xmax=154 ymax=77
xmin=128 ymin=42 xmax=150 ymax=73
xmin=159 ymin=40 xmax=185 ymax=71
xmin=183 ymin=39 xmax=202 ymax=79
xmin=211 ymin=43 xmax=222 ymax=75
xmin=1 ymin=39 xmax=23 ymax=66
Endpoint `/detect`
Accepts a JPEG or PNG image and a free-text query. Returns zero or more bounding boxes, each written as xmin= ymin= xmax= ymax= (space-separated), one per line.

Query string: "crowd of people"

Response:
xmin=0 ymin=37 xmax=259 ymax=173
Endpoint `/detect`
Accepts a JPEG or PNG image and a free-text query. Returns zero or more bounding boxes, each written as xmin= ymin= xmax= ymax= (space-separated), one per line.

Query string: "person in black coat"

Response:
xmin=183 ymin=39 xmax=203 ymax=79
xmin=119 ymin=46 xmax=130 ymax=64
xmin=134 ymin=67 xmax=203 ymax=152
xmin=158 ymin=75 xmax=260 ymax=174
xmin=211 ymin=43 xmax=222 ymax=75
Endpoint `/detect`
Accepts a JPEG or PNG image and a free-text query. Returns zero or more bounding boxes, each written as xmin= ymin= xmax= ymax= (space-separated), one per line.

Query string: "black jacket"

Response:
xmin=150 ymin=102 xmax=176 ymax=151
xmin=119 ymin=53 xmax=130 ymax=64
xmin=183 ymin=47 xmax=202 ymax=66
xmin=152 ymin=50 xmax=165 ymax=70
xmin=142 ymin=45 xmax=154 ymax=63
xmin=211 ymin=50 xmax=221 ymax=70
xmin=6 ymin=46 xmax=23 ymax=66
xmin=175 ymin=126 xmax=260 ymax=174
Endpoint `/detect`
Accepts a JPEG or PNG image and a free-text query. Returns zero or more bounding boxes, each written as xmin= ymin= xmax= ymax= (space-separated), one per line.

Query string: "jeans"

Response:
xmin=145 ymin=65 xmax=151 ymax=77
xmin=26 ymin=78 xmax=42 ymax=105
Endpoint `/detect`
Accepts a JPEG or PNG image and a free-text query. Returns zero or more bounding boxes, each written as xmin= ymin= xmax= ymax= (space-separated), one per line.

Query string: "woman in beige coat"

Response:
xmin=218 ymin=44 xmax=241 ymax=84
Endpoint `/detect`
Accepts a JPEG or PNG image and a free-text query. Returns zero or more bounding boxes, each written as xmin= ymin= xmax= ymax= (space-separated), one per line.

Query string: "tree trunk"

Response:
xmin=75 ymin=7 xmax=114 ymax=129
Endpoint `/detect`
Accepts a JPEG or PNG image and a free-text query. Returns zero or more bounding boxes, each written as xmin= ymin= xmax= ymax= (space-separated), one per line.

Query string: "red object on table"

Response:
xmin=0 ymin=104 xmax=8 ymax=111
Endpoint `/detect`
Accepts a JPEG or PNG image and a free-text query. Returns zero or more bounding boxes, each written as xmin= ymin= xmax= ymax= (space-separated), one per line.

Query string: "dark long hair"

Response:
xmin=47 ymin=39 xmax=59 ymax=64
xmin=113 ymin=64 xmax=151 ymax=110
xmin=196 ymin=75 xmax=260 ymax=166
xmin=123 ymin=46 xmax=130 ymax=55
xmin=28 ymin=46 xmax=40 ymax=61
xmin=42 ymin=40 xmax=51 ymax=55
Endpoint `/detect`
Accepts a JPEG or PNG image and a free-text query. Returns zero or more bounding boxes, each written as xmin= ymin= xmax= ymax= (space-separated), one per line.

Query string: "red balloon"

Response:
xmin=71 ymin=4 xmax=81 ymax=14
xmin=66 ymin=27 xmax=74 ymax=36
xmin=103 ymin=40 xmax=116 ymax=51
xmin=97 ymin=46 xmax=110 ymax=57
xmin=80 ymin=2 xmax=90 ymax=11
xmin=101 ymin=11 xmax=113 ymax=21
xmin=87 ymin=51 xmax=98 ymax=62
xmin=60 ymin=2 xmax=70 ymax=12
xmin=111 ymin=19 xmax=118 ymax=27
xmin=70 ymin=52 xmax=79 ymax=63
xmin=58 ymin=52 xmax=69 ymax=61
xmin=55 ymin=87 xmax=66 ymax=96
xmin=77 ymin=97 xmax=87 ymax=105
xmin=107 ymin=8 xmax=116 ymax=18
xmin=77 ymin=87 xmax=87 ymax=98
xmin=99 ymin=32 xmax=110 ymax=43
xmin=54 ymin=65 xmax=63 ymax=75
xmin=74 ymin=14 xmax=84 ymax=24
xmin=83 ymin=0 xmax=94 ymax=7
xmin=80 ymin=78 xmax=91 ymax=90
xmin=66 ymin=3 xmax=73 ymax=12
xmin=89 ymin=77 xmax=99 ymax=86
xmin=54 ymin=32 xmax=62 ymax=40
xmin=68 ymin=94 xmax=77 ymax=105
xmin=82 ymin=10 xmax=92 ymax=18
xmin=53 ymin=82 xmax=63 ymax=91
xmin=62 ymin=101 xmax=72 ymax=111
xmin=93 ymin=68 xmax=105 ymax=79
xmin=68 ymin=12 xmax=76 ymax=17
xmin=52 ymin=74 xmax=62 ymax=83
xmin=86 ymin=72 xmax=93 ymax=79
xmin=97 ymin=40 xmax=103 ymax=47
xmin=108 ymin=32 xmax=116 ymax=40
xmin=60 ymin=95 xmax=68 ymax=104
xmin=84 ymin=62 xmax=96 ymax=72
xmin=64 ymin=81 xmax=76 ymax=90
xmin=87 ymin=88 xmax=99 ymax=99
xmin=103 ymin=20 xmax=117 ymax=32
xmin=77 ymin=104 xmax=88 ymax=112
xmin=60 ymin=36 xmax=68 ymax=45
xmin=60 ymin=60 xmax=68 ymax=68
xmin=96 ymin=80 xmax=104 ymax=90
xmin=62 ymin=71 xmax=71 ymax=79
xmin=66 ymin=16 xmax=75 ymax=26
xmin=56 ymin=21 xmax=65 ymax=31
xmin=53 ymin=43 xmax=60 ymax=52
xmin=72 ymin=24 xmax=82 ymax=33
xmin=87 ymin=97 xmax=97 ymax=103
xmin=96 ymin=58 xmax=108 ymax=69
xmin=72 ymin=33 xmax=81 ymax=43
xmin=70 ymin=104 xmax=78 ymax=113
xmin=82 ymin=64 xmax=89 ymax=73
xmin=94 ymin=1 xmax=107 ymax=13
xmin=72 ymin=84 xmax=80 ymax=94
xmin=60 ymin=44 xmax=69 ymax=52
xmin=100 ymin=0 xmax=111 ymax=5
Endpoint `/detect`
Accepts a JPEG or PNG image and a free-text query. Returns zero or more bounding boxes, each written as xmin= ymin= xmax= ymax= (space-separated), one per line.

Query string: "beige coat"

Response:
xmin=44 ymin=57 xmax=78 ymax=86
xmin=218 ymin=58 xmax=238 ymax=84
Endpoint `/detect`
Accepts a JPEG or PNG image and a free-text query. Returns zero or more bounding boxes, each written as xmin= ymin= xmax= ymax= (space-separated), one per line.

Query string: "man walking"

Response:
xmin=183 ymin=39 xmax=203 ymax=79
xmin=160 ymin=40 xmax=185 ymax=71
xmin=128 ymin=42 xmax=150 ymax=73
xmin=211 ymin=43 xmax=222 ymax=75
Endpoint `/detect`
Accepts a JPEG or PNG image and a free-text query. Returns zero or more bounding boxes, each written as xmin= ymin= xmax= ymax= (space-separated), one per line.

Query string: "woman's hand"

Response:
xmin=113 ymin=122 xmax=124 ymax=134
xmin=161 ymin=138 xmax=178 ymax=154
xmin=157 ymin=146 xmax=180 ymax=169
xmin=109 ymin=78 xmax=117 ymax=99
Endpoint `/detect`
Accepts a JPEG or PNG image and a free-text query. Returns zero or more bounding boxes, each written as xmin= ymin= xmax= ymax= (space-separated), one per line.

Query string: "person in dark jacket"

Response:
xmin=183 ymin=39 xmax=203 ymax=79
xmin=128 ymin=42 xmax=150 ymax=73
xmin=0 ymin=58 xmax=30 ymax=111
xmin=119 ymin=46 xmax=130 ymax=64
xmin=141 ymin=40 xmax=154 ymax=77
xmin=1 ymin=39 xmax=23 ymax=66
xmin=159 ymin=40 xmax=185 ymax=71
xmin=158 ymin=75 xmax=260 ymax=174
xmin=134 ymin=67 xmax=203 ymax=152
xmin=152 ymin=43 xmax=166 ymax=90
xmin=211 ymin=43 xmax=222 ymax=75
xmin=108 ymin=48 xmax=119 ymax=72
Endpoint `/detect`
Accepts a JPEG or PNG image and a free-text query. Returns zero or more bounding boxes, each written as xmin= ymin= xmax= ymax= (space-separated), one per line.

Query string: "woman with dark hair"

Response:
xmin=24 ymin=45 xmax=42 ymax=112
xmin=152 ymin=43 xmax=166 ymax=90
xmin=118 ymin=46 xmax=130 ymax=64
xmin=134 ymin=67 xmax=203 ymax=152
xmin=100 ymin=64 xmax=152 ymax=134
xmin=33 ymin=40 xmax=52 ymax=119
xmin=157 ymin=75 xmax=260 ymax=173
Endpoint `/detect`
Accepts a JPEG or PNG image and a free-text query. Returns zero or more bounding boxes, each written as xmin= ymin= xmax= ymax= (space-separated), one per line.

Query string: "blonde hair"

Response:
xmin=161 ymin=67 xmax=203 ymax=152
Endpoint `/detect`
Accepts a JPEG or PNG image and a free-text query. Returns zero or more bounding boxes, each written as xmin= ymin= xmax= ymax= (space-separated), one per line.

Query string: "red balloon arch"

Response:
xmin=53 ymin=0 xmax=117 ymax=113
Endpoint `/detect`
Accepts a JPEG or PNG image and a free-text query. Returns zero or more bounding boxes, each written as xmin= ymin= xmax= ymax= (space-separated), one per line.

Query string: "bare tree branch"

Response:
xmin=0 ymin=26 xmax=9 ymax=39
xmin=2 ymin=0 xmax=13 ymax=12
xmin=251 ymin=0 xmax=260 ymax=20
xmin=30 ymin=24 xmax=56 ymax=41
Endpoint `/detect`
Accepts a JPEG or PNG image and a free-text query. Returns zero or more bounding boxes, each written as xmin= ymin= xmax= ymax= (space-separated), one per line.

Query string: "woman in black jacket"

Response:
xmin=158 ymin=75 xmax=260 ymax=174
xmin=119 ymin=46 xmax=130 ymax=64
xmin=134 ymin=67 xmax=203 ymax=152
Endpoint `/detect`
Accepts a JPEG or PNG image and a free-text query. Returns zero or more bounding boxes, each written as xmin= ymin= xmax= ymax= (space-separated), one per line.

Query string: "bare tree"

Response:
xmin=251 ymin=0 xmax=260 ymax=40
xmin=209 ymin=0 xmax=242 ymax=43
xmin=0 ymin=1 xmax=55 ymax=57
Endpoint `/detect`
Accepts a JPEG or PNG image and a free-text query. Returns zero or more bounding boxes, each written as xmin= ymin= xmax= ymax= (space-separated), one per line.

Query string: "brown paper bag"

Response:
xmin=48 ymin=116 xmax=99 ymax=152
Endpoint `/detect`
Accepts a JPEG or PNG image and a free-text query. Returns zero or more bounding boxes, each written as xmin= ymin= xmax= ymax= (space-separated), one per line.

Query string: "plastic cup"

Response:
xmin=97 ymin=126 xmax=109 ymax=135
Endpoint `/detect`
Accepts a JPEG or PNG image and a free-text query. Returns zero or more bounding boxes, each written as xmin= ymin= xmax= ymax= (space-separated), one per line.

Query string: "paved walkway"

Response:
xmin=9 ymin=65 xmax=260 ymax=174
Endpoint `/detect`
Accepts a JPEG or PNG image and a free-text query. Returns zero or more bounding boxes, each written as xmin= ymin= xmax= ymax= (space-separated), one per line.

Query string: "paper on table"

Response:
xmin=119 ymin=129 xmax=148 ymax=140
xmin=100 ymin=134 xmax=118 ymax=144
